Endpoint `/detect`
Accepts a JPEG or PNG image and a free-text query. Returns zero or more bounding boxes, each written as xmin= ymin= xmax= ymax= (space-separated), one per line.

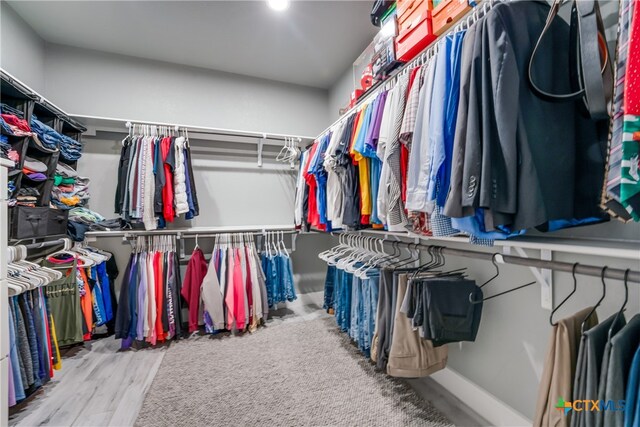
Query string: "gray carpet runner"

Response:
xmin=135 ymin=317 xmax=453 ymax=427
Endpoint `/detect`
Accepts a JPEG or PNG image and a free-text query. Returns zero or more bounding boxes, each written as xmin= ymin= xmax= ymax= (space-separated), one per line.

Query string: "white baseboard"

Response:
xmin=431 ymin=367 xmax=533 ymax=426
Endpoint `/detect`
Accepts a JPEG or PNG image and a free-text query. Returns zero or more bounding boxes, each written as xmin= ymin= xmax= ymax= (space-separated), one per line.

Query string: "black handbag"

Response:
xmin=528 ymin=0 xmax=613 ymax=121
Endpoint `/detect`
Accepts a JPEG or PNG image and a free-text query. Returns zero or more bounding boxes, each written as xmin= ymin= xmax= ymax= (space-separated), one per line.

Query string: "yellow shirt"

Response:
xmin=351 ymin=105 xmax=372 ymax=218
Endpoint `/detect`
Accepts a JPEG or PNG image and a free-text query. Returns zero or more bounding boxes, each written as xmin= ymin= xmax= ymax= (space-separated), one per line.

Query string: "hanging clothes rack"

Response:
xmin=316 ymin=0 xmax=501 ymax=139
xmin=85 ymin=225 xmax=298 ymax=238
xmin=72 ymin=115 xmax=312 ymax=145
xmin=342 ymin=233 xmax=640 ymax=283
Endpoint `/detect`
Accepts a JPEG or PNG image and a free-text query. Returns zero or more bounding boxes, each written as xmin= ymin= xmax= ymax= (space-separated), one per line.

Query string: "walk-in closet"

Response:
xmin=0 ymin=0 xmax=639 ymax=426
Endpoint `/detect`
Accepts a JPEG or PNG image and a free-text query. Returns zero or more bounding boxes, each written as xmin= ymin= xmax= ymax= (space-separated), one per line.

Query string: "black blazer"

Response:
xmin=450 ymin=1 xmax=607 ymax=231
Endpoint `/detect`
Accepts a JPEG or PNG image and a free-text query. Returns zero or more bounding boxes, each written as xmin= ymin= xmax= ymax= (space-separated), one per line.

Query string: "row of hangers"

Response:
xmin=213 ymin=232 xmax=257 ymax=249
xmin=320 ymin=235 xmax=633 ymax=331
xmin=550 ymin=263 xmax=631 ymax=342
xmin=131 ymin=235 xmax=177 ymax=253
xmin=318 ymin=234 xmax=631 ymax=332
xmin=262 ymin=231 xmax=290 ymax=258
xmin=276 ymin=137 xmax=301 ymax=169
xmin=7 ymin=239 xmax=112 ymax=296
xmin=7 ymin=245 xmax=62 ymax=297
xmin=128 ymin=123 xmax=186 ymax=138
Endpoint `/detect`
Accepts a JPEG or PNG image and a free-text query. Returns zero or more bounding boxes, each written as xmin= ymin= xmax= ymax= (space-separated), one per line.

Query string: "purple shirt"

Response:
xmin=137 ymin=252 xmax=147 ymax=340
xmin=364 ymin=95 xmax=380 ymax=153
xmin=367 ymin=91 xmax=388 ymax=155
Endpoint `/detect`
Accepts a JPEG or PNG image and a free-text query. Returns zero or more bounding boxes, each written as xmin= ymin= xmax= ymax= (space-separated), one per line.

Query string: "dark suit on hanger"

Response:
xmin=453 ymin=1 xmax=608 ymax=231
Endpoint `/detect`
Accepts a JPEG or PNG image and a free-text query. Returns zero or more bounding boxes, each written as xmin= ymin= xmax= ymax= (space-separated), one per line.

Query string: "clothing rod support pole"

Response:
xmin=368 ymin=236 xmax=640 ymax=283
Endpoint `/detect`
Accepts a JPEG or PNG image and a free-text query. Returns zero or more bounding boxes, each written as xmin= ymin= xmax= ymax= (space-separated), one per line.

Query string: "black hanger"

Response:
xmin=581 ymin=266 xmax=608 ymax=335
xmin=378 ymin=240 xmax=399 ymax=265
xmin=413 ymin=245 xmax=437 ymax=271
xmin=607 ymin=268 xmax=629 ymax=341
xmin=469 ymin=253 xmax=536 ymax=304
xmin=549 ymin=263 xmax=580 ymax=326
xmin=408 ymin=245 xmax=438 ymax=278
xmin=393 ymin=243 xmax=420 ymax=269
xmin=480 ymin=253 xmax=501 ymax=289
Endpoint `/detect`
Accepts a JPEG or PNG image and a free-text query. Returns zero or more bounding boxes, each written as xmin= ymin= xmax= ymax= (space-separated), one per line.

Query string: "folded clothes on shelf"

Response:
xmin=59 ymin=134 xmax=82 ymax=161
xmin=0 ymin=114 xmax=33 ymax=137
xmin=17 ymin=187 xmax=40 ymax=197
xmin=56 ymin=162 xmax=78 ymax=178
xmin=30 ymin=134 xmax=59 ymax=154
xmin=30 ymin=116 xmax=60 ymax=150
xmin=0 ymin=104 xmax=25 ymax=118
xmin=51 ymin=175 xmax=90 ymax=210
xmin=23 ymin=156 xmax=48 ymax=173
xmin=30 ymin=116 xmax=83 ymax=159
xmin=0 ymin=135 xmax=19 ymax=165
xmin=23 ymin=171 xmax=47 ymax=181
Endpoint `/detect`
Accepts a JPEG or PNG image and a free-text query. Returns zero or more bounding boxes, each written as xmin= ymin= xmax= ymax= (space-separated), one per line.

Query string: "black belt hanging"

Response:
xmin=527 ymin=0 xmax=613 ymax=121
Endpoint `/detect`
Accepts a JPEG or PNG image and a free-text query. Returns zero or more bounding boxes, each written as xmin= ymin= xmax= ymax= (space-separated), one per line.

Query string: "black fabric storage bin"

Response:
xmin=46 ymin=209 xmax=68 ymax=236
xmin=10 ymin=206 xmax=49 ymax=239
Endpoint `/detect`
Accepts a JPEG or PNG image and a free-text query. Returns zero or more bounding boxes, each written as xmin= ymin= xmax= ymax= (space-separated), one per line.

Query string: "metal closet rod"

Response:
xmin=116 ymin=228 xmax=299 ymax=238
xmin=124 ymin=120 xmax=310 ymax=144
xmin=179 ymin=230 xmax=299 ymax=240
xmin=355 ymin=235 xmax=640 ymax=283
xmin=18 ymin=238 xmax=70 ymax=252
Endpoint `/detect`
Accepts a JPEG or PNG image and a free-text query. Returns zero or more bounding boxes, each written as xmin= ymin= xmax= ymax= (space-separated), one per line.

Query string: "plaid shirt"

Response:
xmin=399 ymin=66 xmax=424 ymax=145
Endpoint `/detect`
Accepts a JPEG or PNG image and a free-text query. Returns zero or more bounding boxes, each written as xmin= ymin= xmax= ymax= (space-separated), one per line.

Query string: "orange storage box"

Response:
xmin=395 ymin=18 xmax=436 ymax=63
xmin=431 ymin=0 xmax=473 ymax=36
xmin=397 ymin=0 xmax=431 ymax=22
xmin=398 ymin=0 xmax=431 ymax=35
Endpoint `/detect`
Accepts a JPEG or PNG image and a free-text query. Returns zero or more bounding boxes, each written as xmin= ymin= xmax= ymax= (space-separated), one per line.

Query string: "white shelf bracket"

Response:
xmin=291 ymin=233 xmax=297 ymax=252
xmin=175 ymin=232 xmax=185 ymax=260
xmin=503 ymin=246 xmax=553 ymax=310
xmin=257 ymin=134 xmax=265 ymax=167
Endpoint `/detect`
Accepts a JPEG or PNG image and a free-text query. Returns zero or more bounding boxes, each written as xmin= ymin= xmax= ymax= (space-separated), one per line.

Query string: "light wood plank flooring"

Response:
xmin=9 ymin=338 xmax=165 ymax=427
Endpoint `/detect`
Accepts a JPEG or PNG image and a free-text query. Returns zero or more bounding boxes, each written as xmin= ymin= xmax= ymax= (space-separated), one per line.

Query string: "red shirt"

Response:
xmin=161 ymin=137 xmax=176 ymax=222
xmin=303 ymin=142 xmax=321 ymax=228
xmin=181 ymin=248 xmax=207 ymax=333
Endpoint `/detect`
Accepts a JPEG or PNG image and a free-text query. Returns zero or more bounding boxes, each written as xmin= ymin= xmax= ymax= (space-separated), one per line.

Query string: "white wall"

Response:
xmin=43 ymin=44 xmax=328 ymax=137
xmin=0 ymin=3 xmax=46 ymax=92
xmin=328 ymin=64 xmax=356 ymax=121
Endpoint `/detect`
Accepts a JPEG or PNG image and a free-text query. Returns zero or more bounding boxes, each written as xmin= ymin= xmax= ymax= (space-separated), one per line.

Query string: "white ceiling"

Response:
xmin=7 ymin=0 xmax=378 ymax=89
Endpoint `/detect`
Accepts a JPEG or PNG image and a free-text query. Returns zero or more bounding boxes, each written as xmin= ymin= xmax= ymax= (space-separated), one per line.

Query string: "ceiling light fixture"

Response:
xmin=267 ymin=0 xmax=290 ymax=12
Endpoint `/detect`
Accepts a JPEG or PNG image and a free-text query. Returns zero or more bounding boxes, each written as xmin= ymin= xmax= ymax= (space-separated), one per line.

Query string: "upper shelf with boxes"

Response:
xmin=1 ymin=71 xmax=88 ymax=241
xmin=347 ymin=0 xmax=475 ymax=111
